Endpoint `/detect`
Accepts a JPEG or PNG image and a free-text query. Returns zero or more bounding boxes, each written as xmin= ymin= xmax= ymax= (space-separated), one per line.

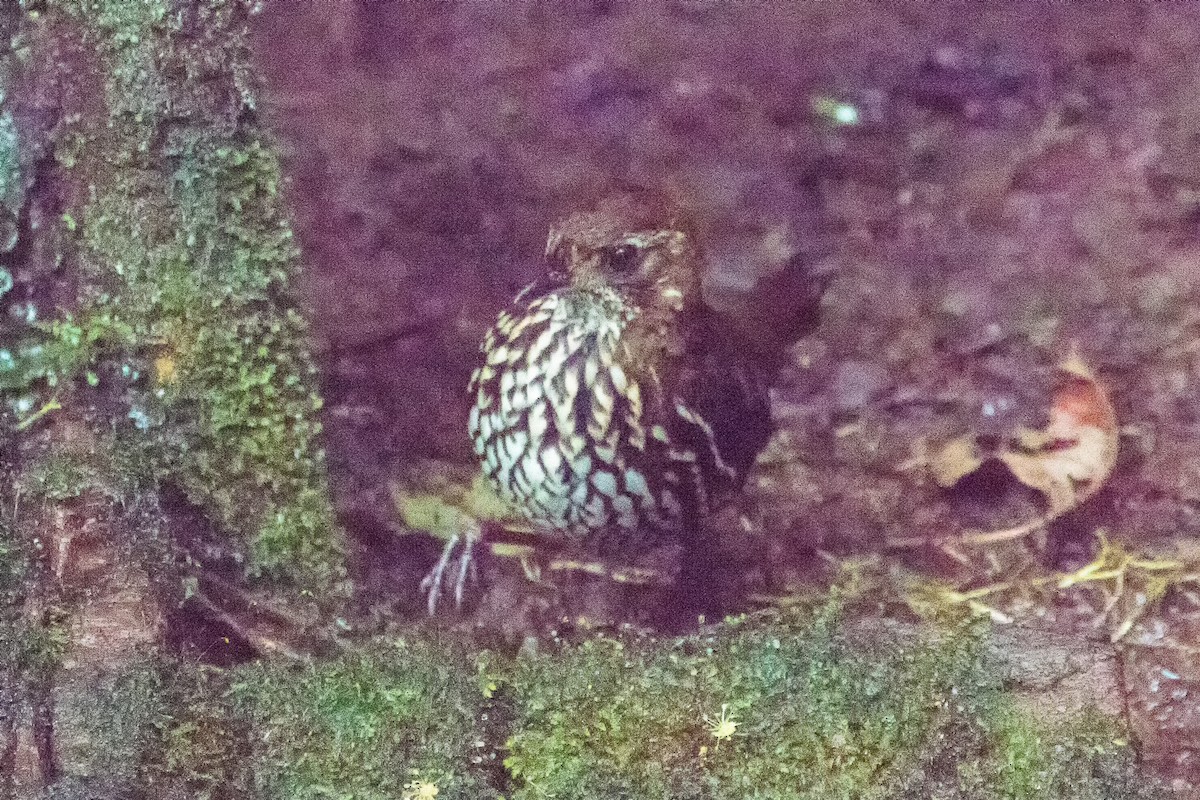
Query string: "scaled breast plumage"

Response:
xmin=469 ymin=278 xmax=767 ymax=547
xmin=470 ymin=285 xmax=663 ymax=534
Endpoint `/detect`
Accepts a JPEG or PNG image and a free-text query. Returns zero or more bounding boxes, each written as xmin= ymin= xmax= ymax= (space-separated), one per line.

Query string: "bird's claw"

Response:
xmin=420 ymin=521 xmax=482 ymax=615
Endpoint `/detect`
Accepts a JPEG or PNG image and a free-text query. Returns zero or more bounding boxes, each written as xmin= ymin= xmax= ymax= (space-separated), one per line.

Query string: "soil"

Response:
xmin=252 ymin=2 xmax=1200 ymax=791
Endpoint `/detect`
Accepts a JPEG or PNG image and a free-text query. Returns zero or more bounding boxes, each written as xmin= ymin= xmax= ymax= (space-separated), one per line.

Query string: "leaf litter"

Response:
xmin=891 ymin=346 xmax=1119 ymax=549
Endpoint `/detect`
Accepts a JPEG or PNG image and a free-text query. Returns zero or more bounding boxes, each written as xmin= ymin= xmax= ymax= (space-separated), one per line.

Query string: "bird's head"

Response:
xmin=544 ymin=201 xmax=701 ymax=313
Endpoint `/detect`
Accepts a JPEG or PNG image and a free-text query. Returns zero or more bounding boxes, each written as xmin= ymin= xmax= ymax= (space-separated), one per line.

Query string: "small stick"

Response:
xmin=885 ymin=516 xmax=1049 ymax=550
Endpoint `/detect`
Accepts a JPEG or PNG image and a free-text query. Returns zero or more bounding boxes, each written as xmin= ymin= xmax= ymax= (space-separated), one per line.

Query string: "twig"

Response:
xmin=187 ymin=589 xmax=310 ymax=663
xmin=885 ymin=516 xmax=1049 ymax=550
xmin=15 ymin=397 xmax=62 ymax=431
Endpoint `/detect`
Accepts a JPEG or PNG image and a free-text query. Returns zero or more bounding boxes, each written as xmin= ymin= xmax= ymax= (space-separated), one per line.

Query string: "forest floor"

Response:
xmin=249 ymin=2 xmax=1200 ymax=793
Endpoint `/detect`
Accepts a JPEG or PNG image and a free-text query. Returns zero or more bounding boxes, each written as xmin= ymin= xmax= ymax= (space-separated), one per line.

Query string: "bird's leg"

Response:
xmin=420 ymin=517 xmax=483 ymax=615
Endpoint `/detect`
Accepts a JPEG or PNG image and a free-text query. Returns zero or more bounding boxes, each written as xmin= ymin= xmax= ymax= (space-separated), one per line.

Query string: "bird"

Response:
xmin=422 ymin=196 xmax=829 ymax=613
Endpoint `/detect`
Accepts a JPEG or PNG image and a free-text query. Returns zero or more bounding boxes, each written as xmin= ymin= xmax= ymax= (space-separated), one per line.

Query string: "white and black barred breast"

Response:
xmin=468 ymin=278 xmax=768 ymax=549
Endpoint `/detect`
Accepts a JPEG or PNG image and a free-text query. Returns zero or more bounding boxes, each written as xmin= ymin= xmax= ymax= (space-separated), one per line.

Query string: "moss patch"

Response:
xmin=34 ymin=0 xmax=342 ymax=588
xmin=229 ymin=639 xmax=501 ymax=800
xmin=52 ymin=659 xmax=168 ymax=797
xmin=141 ymin=664 xmax=252 ymax=800
xmin=0 ymin=521 xmax=40 ymax=690
xmin=975 ymin=707 xmax=1148 ymax=800
xmin=505 ymin=610 xmax=982 ymax=798
xmin=142 ymin=611 xmax=1159 ymax=800
xmin=507 ymin=614 xmax=1155 ymax=799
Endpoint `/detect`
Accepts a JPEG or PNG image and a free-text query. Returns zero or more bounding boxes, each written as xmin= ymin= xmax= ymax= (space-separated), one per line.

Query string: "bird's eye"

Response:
xmin=603 ymin=243 xmax=640 ymax=273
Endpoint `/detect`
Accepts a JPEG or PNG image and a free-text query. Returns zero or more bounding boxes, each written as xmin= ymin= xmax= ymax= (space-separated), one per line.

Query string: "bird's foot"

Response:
xmin=420 ymin=518 xmax=483 ymax=615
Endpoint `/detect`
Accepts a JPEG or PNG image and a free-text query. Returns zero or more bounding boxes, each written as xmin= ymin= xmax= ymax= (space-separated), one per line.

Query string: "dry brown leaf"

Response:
xmin=931 ymin=434 xmax=986 ymax=488
xmin=893 ymin=349 xmax=1119 ymax=550
xmin=996 ymin=350 xmax=1118 ymax=520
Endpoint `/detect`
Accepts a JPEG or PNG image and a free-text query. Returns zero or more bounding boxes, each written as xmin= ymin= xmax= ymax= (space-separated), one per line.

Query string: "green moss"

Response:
xmin=505 ymin=611 xmax=979 ymax=799
xmin=230 ymin=639 xmax=501 ymax=800
xmin=0 ymin=505 xmax=66 ymax=688
xmin=54 ymin=658 xmax=168 ymax=796
xmin=143 ymin=664 xmax=252 ymax=800
xmin=980 ymin=707 xmax=1149 ymax=800
xmin=0 ymin=528 xmax=29 ymax=675
xmin=136 ymin=612 xmax=1161 ymax=799
xmin=37 ymin=0 xmax=343 ymax=588
xmin=23 ymin=450 xmax=98 ymax=502
xmin=0 ymin=107 xmax=20 ymax=217
xmin=504 ymin=613 xmax=1154 ymax=800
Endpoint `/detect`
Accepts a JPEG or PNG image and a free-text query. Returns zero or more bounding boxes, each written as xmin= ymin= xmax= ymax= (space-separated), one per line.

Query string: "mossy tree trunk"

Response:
xmin=0 ymin=2 xmax=341 ymax=796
